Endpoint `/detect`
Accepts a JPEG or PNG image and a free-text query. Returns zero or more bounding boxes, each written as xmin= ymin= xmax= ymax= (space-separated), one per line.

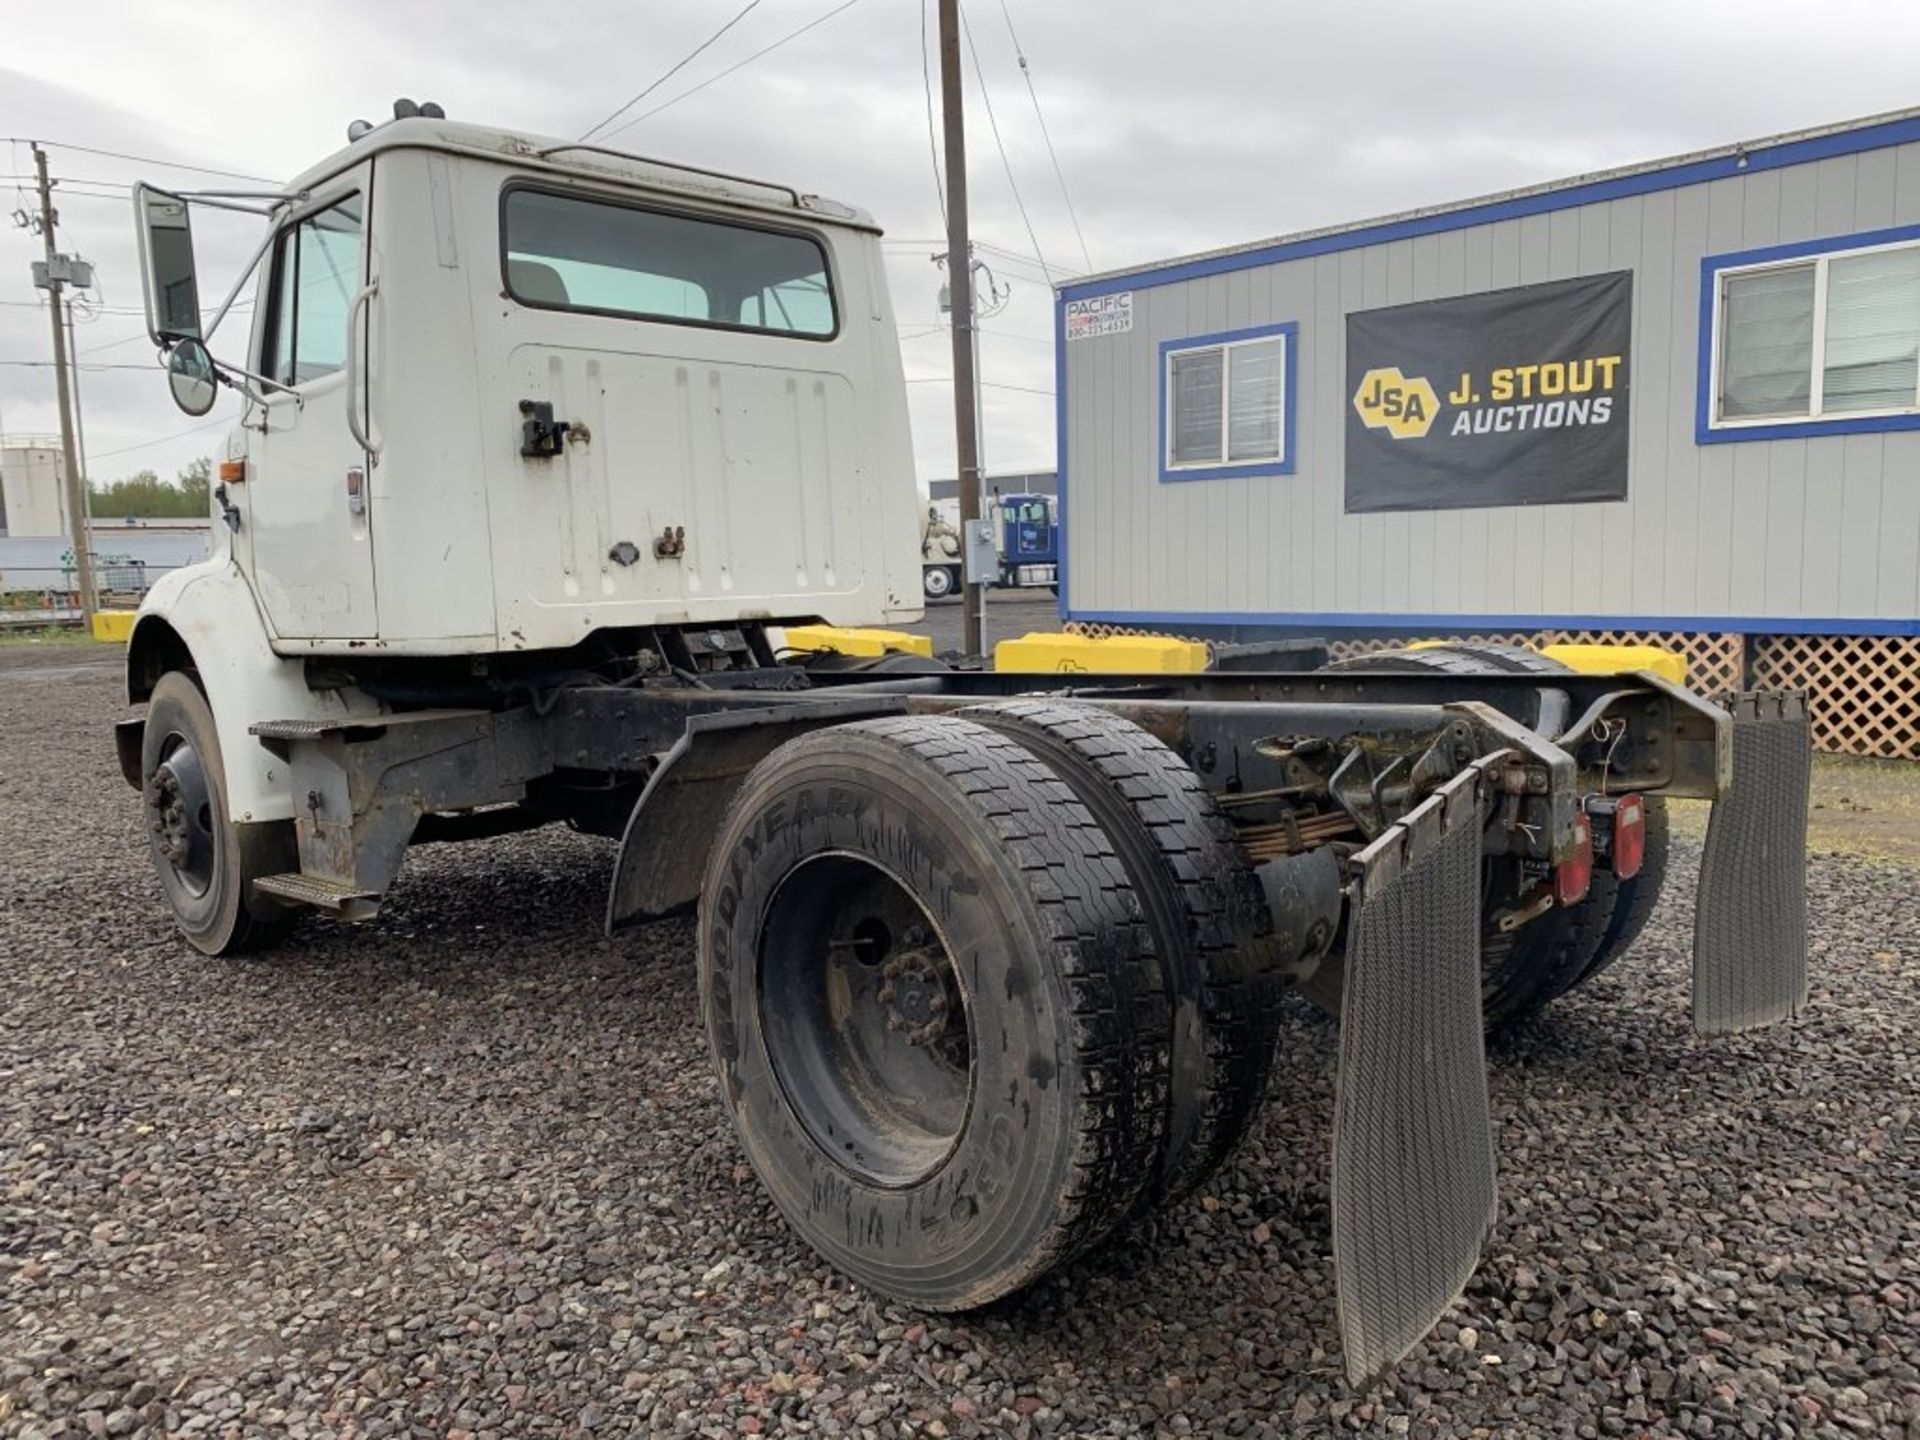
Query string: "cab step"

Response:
xmin=253 ymin=873 xmax=382 ymax=921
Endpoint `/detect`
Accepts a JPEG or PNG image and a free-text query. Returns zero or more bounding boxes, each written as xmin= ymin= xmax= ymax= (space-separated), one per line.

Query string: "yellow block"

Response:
xmin=1404 ymin=637 xmax=1686 ymax=686
xmin=91 ymin=610 xmax=136 ymax=644
xmin=1538 ymin=642 xmax=1687 ymax=686
xmin=782 ymin=624 xmax=933 ymax=660
xmin=994 ymin=631 xmax=1209 ymax=674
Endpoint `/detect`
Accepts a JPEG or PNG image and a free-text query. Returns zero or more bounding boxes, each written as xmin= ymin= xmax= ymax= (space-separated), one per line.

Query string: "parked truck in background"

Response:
xmin=919 ymin=491 xmax=1057 ymax=600
xmin=988 ymin=491 xmax=1057 ymax=591
xmin=116 ymin=106 xmax=1811 ymax=1383
xmin=920 ymin=499 xmax=962 ymax=599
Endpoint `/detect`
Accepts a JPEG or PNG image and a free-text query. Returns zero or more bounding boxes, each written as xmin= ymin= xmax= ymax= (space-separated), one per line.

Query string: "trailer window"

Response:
xmin=1709 ymin=235 xmax=1920 ymax=430
xmin=1161 ymin=323 xmax=1294 ymax=480
xmin=503 ymin=188 xmax=836 ymax=339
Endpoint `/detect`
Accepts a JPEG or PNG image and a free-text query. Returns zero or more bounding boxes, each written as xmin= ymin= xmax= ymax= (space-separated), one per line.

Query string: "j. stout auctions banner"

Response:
xmin=1344 ymin=271 xmax=1631 ymax=513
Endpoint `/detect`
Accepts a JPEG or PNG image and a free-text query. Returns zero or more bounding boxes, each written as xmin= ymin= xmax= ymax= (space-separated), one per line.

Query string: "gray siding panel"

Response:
xmin=1062 ymin=135 xmax=1920 ymax=628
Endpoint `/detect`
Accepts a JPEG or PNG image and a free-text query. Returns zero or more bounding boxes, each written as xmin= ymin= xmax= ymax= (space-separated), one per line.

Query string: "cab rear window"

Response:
xmin=502 ymin=187 xmax=836 ymax=339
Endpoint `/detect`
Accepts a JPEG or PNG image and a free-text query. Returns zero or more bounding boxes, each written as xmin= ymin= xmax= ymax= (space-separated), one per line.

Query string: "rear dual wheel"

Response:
xmin=699 ymin=715 xmax=1172 ymax=1308
xmin=699 ymin=707 xmax=1280 ymax=1309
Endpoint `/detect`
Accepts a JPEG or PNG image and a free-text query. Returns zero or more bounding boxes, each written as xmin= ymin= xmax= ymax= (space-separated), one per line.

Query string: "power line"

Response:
xmin=608 ymin=0 xmax=866 ymax=135
xmin=0 ymin=174 xmax=133 ymax=190
xmin=3 ymin=138 xmax=276 ymax=185
xmin=921 ymin=0 xmax=946 ymax=227
xmin=996 ymin=0 xmax=1091 ymax=273
xmin=86 ymin=416 xmax=230 ymax=462
xmin=0 ymin=359 xmax=159 ymax=372
xmin=906 ymin=376 xmax=1053 ymax=397
xmin=957 ymin=3 xmax=1052 ymax=288
xmin=581 ymin=0 xmax=768 ymax=143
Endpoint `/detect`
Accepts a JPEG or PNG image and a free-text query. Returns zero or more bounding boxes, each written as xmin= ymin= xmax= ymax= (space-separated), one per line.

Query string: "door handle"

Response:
xmin=345 ymin=276 xmax=379 ymax=457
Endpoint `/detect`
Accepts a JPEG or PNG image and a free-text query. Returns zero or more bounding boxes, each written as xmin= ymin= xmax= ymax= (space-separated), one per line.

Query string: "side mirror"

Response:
xmin=133 ymin=183 xmax=202 ymax=344
xmin=166 ymin=339 xmax=218 ymax=417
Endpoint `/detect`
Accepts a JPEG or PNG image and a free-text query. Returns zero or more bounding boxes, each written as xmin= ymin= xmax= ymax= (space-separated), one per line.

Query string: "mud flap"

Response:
xmin=1693 ymin=691 xmax=1811 ymax=1035
xmin=1332 ymin=755 xmax=1502 ymax=1385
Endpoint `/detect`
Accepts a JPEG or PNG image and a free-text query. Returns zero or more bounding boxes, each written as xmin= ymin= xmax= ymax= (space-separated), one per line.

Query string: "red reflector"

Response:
xmin=1556 ymin=812 xmax=1593 ymax=906
xmin=1610 ymin=793 xmax=1646 ymax=880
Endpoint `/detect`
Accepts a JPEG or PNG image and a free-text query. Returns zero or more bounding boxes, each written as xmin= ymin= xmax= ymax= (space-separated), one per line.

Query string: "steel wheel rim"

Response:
xmin=146 ymin=733 xmax=216 ymax=899
xmin=758 ymin=853 xmax=974 ymax=1188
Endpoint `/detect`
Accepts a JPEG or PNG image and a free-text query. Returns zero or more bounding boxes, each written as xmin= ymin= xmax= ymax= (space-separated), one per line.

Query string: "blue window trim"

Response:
xmin=1157 ymin=323 xmax=1299 ymax=484
xmin=1071 ymin=607 xmax=1920 ymax=639
xmin=1052 ymin=110 xmax=1920 ymax=629
xmin=1695 ymin=222 xmax=1920 ymax=445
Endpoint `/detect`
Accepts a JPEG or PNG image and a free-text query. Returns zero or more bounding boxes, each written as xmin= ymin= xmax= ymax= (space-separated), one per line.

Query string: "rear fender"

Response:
xmin=124 ymin=562 xmax=383 ymax=824
xmin=604 ymin=696 xmax=909 ymax=932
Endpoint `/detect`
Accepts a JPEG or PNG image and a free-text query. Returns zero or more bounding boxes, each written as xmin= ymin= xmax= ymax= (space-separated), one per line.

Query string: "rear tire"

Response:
xmin=1315 ymin=643 xmax=1591 ymax=1032
xmin=1560 ymin=796 xmax=1671 ymax=991
xmin=699 ymin=715 xmax=1170 ymax=1309
xmin=140 ymin=672 xmax=297 ymax=956
xmin=961 ymin=700 xmax=1283 ymax=1206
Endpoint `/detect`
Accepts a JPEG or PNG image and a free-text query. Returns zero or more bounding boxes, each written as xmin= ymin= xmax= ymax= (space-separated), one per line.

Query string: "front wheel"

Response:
xmin=922 ymin=564 xmax=958 ymax=600
xmin=699 ymin=715 xmax=1170 ymax=1309
xmin=140 ymin=672 xmax=297 ymax=956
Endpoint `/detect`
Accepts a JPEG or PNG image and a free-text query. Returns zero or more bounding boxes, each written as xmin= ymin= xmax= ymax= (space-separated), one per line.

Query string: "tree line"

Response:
xmin=86 ymin=458 xmax=211 ymax=519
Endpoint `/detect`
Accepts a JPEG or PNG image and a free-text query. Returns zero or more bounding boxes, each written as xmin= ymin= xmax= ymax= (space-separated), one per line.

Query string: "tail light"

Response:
xmin=1609 ymin=794 xmax=1646 ymax=879
xmin=1555 ymin=812 xmax=1593 ymax=906
xmin=1584 ymin=793 xmax=1646 ymax=881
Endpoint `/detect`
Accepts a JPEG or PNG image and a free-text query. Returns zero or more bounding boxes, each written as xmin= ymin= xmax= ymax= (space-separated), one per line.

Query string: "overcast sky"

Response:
xmin=4 ymin=0 xmax=1919 ymax=494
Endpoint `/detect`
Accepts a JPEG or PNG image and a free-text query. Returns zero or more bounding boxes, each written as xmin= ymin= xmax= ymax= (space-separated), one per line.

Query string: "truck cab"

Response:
xmin=139 ymin=116 xmax=924 ymax=659
xmin=989 ymin=491 xmax=1057 ymax=588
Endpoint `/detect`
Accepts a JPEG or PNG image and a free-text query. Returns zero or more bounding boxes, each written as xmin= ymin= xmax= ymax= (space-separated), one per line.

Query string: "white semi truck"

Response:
xmin=118 ymin=107 xmax=1810 ymax=1381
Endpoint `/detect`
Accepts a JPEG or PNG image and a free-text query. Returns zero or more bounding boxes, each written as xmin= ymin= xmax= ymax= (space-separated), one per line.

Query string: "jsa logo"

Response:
xmin=1353 ymin=367 xmax=1440 ymax=440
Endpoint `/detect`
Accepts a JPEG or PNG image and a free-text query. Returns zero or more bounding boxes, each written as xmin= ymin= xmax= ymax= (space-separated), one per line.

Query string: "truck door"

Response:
xmin=245 ymin=170 xmax=377 ymax=638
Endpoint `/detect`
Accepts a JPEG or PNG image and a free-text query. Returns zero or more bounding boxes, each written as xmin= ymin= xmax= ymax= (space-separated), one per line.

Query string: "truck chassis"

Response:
xmin=118 ymin=630 xmax=1809 ymax=1380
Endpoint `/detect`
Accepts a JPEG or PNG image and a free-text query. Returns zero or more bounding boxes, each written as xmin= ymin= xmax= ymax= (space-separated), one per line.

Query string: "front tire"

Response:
xmin=140 ymin=672 xmax=296 ymax=956
xmin=699 ymin=715 xmax=1170 ymax=1309
xmin=923 ymin=564 xmax=958 ymax=600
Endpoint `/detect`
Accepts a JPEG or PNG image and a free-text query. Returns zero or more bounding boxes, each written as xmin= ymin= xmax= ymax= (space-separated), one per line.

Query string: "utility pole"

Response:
xmin=938 ymin=0 xmax=984 ymax=659
xmin=31 ymin=143 xmax=97 ymax=630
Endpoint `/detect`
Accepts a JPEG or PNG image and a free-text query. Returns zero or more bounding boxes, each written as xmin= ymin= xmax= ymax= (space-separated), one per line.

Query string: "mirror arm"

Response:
xmin=202 ymin=224 xmax=280 ymax=345
xmin=173 ymin=189 xmax=306 ymax=215
xmin=170 ymin=347 xmax=297 ymax=407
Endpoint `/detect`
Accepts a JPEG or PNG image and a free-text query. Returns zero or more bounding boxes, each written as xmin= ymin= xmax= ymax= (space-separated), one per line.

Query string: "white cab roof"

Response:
xmin=284 ymin=117 xmax=877 ymax=231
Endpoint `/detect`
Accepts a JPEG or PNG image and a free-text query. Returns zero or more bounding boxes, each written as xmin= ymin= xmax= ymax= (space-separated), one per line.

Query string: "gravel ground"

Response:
xmin=2 ymin=651 xmax=1917 ymax=1439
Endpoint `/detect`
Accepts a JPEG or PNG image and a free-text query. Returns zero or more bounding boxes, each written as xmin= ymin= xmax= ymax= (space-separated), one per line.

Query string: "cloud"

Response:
xmin=5 ymin=0 xmax=1917 ymax=490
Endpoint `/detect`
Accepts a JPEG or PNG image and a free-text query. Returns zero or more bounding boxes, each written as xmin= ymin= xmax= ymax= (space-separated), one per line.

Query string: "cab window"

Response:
xmin=261 ymin=196 xmax=364 ymax=387
xmin=503 ymin=186 xmax=836 ymax=340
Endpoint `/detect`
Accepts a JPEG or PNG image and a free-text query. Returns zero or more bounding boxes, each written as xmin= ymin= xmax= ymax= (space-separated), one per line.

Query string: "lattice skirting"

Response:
xmin=1061 ymin=622 xmax=1920 ymax=760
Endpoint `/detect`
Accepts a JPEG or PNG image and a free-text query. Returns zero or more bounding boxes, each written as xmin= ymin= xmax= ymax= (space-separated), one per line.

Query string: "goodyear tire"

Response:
xmin=699 ymin=715 xmax=1170 ymax=1309
xmin=960 ymin=700 xmax=1283 ymax=1206
xmin=140 ymin=672 xmax=297 ymax=956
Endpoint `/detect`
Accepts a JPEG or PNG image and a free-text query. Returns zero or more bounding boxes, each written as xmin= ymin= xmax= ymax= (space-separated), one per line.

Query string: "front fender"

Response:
xmin=126 ymin=561 xmax=382 ymax=824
